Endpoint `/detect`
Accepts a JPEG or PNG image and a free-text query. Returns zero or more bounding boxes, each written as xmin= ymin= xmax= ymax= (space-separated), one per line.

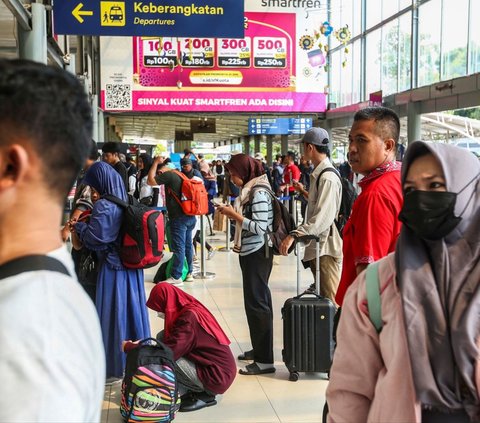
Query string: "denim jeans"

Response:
xmin=169 ymin=215 xmax=197 ymax=279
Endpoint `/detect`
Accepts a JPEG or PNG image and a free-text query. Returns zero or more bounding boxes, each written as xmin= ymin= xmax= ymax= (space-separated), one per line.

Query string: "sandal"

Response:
xmin=239 ymin=362 xmax=276 ymax=376
xmin=237 ymin=349 xmax=254 ymax=361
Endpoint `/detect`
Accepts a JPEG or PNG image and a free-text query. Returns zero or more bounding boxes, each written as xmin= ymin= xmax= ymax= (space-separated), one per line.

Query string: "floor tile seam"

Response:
xmin=256 ymin=378 xmax=283 ymax=423
xmin=104 ymin=384 xmax=111 ymax=423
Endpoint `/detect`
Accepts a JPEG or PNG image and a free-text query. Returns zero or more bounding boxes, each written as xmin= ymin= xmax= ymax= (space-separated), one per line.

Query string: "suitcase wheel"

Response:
xmin=288 ymin=371 xmax=299 ymax=382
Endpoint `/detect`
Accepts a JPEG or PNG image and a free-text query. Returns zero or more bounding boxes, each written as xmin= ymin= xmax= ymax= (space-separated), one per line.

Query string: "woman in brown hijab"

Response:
xmin=217 ymin=154 xmax=276 ymax=376
xmin=327 ymin=141 xmax=480 ymax=423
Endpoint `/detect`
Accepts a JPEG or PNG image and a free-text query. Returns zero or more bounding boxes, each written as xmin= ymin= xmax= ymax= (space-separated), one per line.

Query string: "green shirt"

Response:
xmin=154 ymin=170 xmax=184 ymax=219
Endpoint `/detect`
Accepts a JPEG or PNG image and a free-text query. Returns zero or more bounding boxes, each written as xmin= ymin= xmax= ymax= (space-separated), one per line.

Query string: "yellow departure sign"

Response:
xmin=72 ymin=3 xmax=93 ymax=24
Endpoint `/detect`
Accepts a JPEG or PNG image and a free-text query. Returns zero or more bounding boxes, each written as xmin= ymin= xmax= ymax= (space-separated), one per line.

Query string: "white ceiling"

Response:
xmin=110 ymin=112 xmax=318 ymax=144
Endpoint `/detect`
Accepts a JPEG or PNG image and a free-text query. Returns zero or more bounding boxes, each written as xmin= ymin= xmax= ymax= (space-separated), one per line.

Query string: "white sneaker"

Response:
xmin=185 ymin=273 xmax=194 ymax=283
xmin=207 ymin=248 xmax=216 ymax=260
xmin=165 ymin=277 xmax=184 ymax=287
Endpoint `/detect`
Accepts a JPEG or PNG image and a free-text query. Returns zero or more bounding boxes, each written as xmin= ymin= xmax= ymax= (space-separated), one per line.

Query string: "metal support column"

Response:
xmin=18 ymin=2 xmax=47 ymax=63
xmin=98 ymin=109 xmax=105 ymax=143
xmin=266 ymin=135 xmax=273 ymax=166
xmin=254 ymin=135 xmax=261 ymax=154
xmin=281 ymin=134 xmax=289 ymax=155
xmin=244 ymin=137 xmax=251 ymax=156
xmin=407 ymin=102 xmax=421 ymax=145
xmin=323 ymin=123 xmax=333 ymax=155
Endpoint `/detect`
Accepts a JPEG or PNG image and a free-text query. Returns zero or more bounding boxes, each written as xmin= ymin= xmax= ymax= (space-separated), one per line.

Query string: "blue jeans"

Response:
xmin=169 ymin=215 xmax=197 ymax=279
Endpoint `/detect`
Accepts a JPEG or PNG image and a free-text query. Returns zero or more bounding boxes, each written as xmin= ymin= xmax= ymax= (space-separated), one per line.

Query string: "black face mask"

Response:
xmin=399 ymin=190 xmax=461 ymax=240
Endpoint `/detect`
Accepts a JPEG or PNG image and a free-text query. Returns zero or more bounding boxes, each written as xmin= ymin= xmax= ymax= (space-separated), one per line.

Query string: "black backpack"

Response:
xmin=120 ymin=338 xmax=180 ymax=422
xmin=248 ymin=187 xmax=296 ymax=255
xmin=317 ymin=168 xmax=357 ymax=237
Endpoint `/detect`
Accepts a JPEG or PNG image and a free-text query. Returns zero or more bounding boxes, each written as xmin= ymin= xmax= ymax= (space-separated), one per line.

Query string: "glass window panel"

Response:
xmin=366 ymin=29 xmax=382 ymax=95
xmin=352 ymin=40 xmax=361 ymax=103
xmin=351 ymin=0 xmax=362 ymax=37
xmin=398 ymin=12 xmax=412 ymax=91
xmin=331 ymin=0 xmax=359 ymax=38
xmin=399 ymin=0 xmax=412 ymax=9
xmin=329 ymin=50 xmax=342 ymax=106
xmin=383 ymin=0 xmax=399 ymax=20
xmin=470 ymin=0 xmax=480 ymax=73
xmin=366 ymin=0 xmax=382 ymax=29
xmin=441 ymin=0 xmax=468 ymax=79
xmin=340 ymin=44 xmax=353 ymax=105
xmin=418 ymin=0 xmax=441 ymax=86
xmin=331 ymin=1 xmax=341 ymax=32
xmin=381 ymin=20 xmax=398 ymax=96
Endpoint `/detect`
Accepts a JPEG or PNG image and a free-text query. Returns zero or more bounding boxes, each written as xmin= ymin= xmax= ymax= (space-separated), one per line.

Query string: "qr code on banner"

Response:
xmin=105 ymin=84 xmax=132 ymax=110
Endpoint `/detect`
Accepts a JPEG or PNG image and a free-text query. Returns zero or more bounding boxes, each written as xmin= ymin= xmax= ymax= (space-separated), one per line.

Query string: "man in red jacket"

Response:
xmin=335 ymin=107 xmax=403 ymax=306
xmin=281 ymin=151 xmax=301 ymax=215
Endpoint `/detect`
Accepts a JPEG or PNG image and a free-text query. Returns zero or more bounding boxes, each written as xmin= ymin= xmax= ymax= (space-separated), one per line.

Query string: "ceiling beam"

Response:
xmin=2 ymin=0 xmax=30 ymax=30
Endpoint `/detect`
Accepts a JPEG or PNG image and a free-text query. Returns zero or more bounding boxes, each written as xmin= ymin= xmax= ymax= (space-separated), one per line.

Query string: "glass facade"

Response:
xmin=418 ymin=0 xmax=441 ymax=86
xmin=471 ymin=0 xmax=480 ymax=73
xmin=328 ymin=0 xmax=479 ymax=107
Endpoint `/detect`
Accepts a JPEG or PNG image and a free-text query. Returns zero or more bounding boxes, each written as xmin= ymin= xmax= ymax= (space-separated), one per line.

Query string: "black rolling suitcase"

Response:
xmin=282 ymin=235 xmax=336 ymax=381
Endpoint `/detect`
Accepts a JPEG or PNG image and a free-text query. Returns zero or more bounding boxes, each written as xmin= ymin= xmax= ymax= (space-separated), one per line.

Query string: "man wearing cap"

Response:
xmin=184 ymin=147 xmax=200 ymax=171
xmin=279 ymin=127 xmax=342 ymax=303
xmin=254 ymin=152 xmax=273 ymax=188
xmin=147 ymin=156 xmax=198 ymax=286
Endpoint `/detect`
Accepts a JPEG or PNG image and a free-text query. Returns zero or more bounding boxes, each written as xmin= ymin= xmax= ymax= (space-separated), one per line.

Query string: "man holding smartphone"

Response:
xmin=279 ymin=128 xmax=343 ymax=303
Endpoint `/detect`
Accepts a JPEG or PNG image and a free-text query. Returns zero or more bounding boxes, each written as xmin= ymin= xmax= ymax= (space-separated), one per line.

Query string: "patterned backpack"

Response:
xmin=120 ymin=338 xmax=180 ymax=423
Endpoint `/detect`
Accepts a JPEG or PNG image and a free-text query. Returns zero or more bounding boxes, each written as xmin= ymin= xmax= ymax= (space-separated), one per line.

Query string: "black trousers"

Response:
xmin=422 ymin=408 xmax=470 ymax=423
xmin=239 ymin=246 xmax=274 ymax=364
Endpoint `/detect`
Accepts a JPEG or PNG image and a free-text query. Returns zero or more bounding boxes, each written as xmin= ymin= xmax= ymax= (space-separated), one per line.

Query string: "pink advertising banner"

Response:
xmin=100 ymin=8 xmax=327 ymax=113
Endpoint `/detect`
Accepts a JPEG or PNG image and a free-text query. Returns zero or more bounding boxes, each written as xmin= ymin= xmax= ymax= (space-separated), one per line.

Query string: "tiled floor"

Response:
xmin=102 ymin=231 xmax=328 ymax=423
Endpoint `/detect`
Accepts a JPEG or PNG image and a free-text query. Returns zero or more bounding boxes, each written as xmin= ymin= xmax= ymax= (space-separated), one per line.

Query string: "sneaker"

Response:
xmin=184 ymin=273 xmax=194 ymax=283
xmin=207 ymin=248 xmax=216 ymax=260
xmin=165 ymin=277 xmax=184 ymax=287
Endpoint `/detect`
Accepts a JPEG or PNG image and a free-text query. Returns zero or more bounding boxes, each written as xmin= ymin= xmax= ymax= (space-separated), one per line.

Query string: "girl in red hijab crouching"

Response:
xmin=146 ymin=283 xmax=236 ymax=412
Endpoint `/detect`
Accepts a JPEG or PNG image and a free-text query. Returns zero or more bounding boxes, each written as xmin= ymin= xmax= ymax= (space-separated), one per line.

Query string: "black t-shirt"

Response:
xmin=113 ymin=161 xmax=129 ymax=194
xmin=154 ymin=170 xmax=185 ymax=219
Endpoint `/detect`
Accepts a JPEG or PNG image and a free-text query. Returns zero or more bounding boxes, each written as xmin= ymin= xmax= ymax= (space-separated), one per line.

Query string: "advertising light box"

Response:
xmin=100 ymin=1 xmax=328 ymax=113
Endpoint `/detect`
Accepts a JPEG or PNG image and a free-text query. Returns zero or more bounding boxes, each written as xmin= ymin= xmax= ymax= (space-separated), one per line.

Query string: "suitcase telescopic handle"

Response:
xmin=296 ymin=235 xmax=320 ymax=243
xmin=295 ymin=235 xmax=321 ymax=296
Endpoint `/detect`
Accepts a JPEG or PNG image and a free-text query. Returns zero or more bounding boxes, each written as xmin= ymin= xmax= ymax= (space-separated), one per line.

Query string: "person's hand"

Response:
xmin=217 ymin=204 xmax=236 ymax=219
xmin=153 ymin=156 xmax=164 ymax=165
xmin=280 ymin=234 xmax=295 ymax=256
xmin=67 ymin=218 xmax=77 ymax=233
xmin=61 ymin=225 xmax=70 ymax=242
xmin=292 ymin=180 xmax=304 ymax=193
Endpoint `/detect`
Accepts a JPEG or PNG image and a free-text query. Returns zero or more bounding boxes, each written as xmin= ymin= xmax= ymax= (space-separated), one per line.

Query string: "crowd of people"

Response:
xmin=1 ymin=57 xmax=478 ymax=422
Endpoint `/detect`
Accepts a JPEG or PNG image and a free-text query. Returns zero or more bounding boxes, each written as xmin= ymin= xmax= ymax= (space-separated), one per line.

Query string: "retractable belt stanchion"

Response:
xmin=218 ymin=195 xmax=232 ymax=252
xmin=193 ymin=214 xmax=215 ymax=280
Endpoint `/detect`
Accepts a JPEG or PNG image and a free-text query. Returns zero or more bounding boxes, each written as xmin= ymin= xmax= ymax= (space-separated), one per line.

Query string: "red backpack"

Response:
xmin=103 ymin=195 xmax=165 ymax=269
xmin=168 ymin=170 xmax=209 ymax=215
